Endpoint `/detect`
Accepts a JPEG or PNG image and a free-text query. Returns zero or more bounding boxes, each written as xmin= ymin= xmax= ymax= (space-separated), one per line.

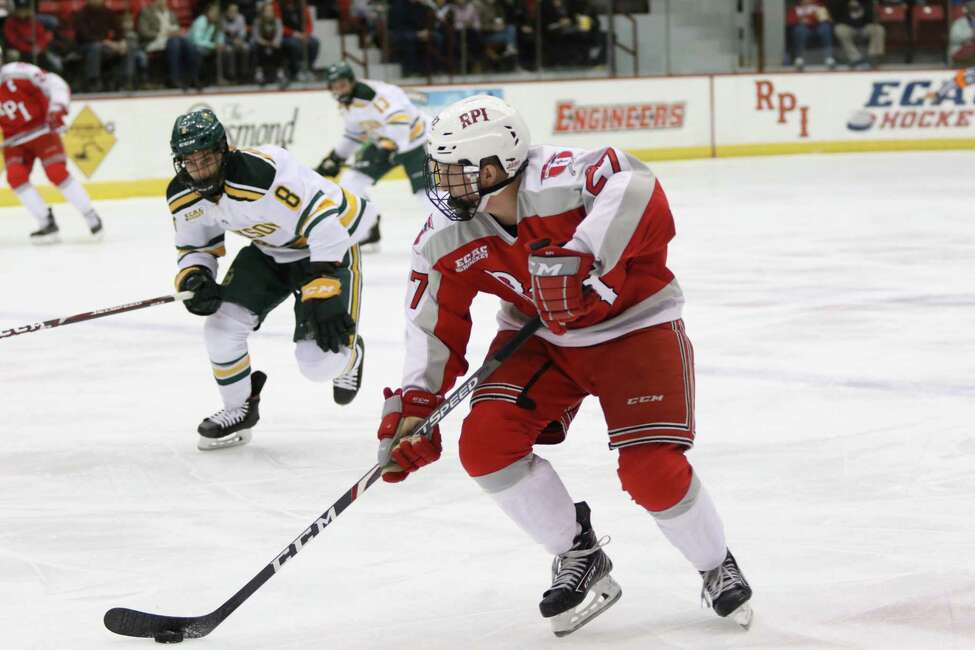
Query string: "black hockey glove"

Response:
xmin=315 ymin=150 xmax=344 ymax=178
xmin=301 ymin=262 xmax=355 ymax=354
xmin=176 ymin=267 xmax=222 ymax=316
xmin=353 ymin=141 xmax=397 ymax=172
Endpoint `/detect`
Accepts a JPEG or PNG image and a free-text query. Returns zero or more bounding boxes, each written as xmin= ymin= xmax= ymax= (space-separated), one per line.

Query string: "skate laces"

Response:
xmin=206 ymin=404 xmax=249 ymax=428
xmin=333 ymin=370 xmax=359 ymax=391
xmin=549 ymin=535 xmax=610 ymax=591
xmin=333 ymin=343 xmax=362 ymax=390
xmin=700 ymin=554 xmax=743 ymax=608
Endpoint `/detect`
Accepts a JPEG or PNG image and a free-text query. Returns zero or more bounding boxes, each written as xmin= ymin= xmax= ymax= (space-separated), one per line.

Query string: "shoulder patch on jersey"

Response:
xmin=224 ymin=149 xmax=276 ymax=201
xmin=166 ymin=177 xmax=204 ymax=214
xmin=540 ymin=150 xmax=578 ymax=182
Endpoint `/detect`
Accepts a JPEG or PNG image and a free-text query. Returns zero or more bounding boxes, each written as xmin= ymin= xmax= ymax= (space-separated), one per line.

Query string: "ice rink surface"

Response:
xmin=0 ymin=151 xmax=972 ymax=649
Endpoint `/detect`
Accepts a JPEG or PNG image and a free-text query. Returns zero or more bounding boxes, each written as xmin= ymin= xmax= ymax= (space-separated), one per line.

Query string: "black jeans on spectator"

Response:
xmin=221 ymin=41 xmax=253 ymax=82
xmin=81 ymin=43 xmax=124 ymax=90
xmin=282 ymin=35 xmax=319 ymax=77
xmin=255 ymin=44 xmax=282 ymax=83
xmin=165 ymin=36 xmax=197 ymax=87
xmin=393 ymin=30 xmax=443 ymax=76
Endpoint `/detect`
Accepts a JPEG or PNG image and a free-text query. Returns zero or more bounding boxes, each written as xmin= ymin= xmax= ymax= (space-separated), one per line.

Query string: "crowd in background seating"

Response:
xmin=0 ymin=0 xmax=607 ymax=92
xmin=786 ymin=0 xmax=975 ymax=71
xmin=0 ymin=0 xmax=323 ymax=91
xmin=0 ymin=0 xmax=969 ymax=95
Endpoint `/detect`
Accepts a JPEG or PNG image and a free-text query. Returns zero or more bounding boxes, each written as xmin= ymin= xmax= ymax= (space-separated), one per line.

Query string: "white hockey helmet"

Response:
xmin=424 ymin=94 xmax=531 ymax=221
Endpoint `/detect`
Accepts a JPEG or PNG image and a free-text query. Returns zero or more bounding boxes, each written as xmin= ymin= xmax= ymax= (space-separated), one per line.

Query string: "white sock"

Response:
xmin=58 ymin=177 xmax=99 ymax=227
xmin=651 ymin=474 xmax=728 ymax=572
xmin=294 ymin=339 xmax=352 ymax=382
xmin=15 ymin=184 xmax=50 ymax=225
xmin=204 ymin=303 xmax=258 ymax=409
xmin=479 ymin=454 xmax=578 ymax=556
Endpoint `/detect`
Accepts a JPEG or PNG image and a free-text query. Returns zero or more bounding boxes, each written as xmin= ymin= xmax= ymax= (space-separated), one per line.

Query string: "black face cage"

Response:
xmin=424 ymin=155 xmax=482 ymax=222
xmin=173 ymin=142 xmax=229 ymax=200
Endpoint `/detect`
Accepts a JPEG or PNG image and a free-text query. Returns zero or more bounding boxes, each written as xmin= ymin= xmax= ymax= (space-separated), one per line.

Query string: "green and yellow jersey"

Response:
xmin=168 ymin=145 xmax=375 ymax=278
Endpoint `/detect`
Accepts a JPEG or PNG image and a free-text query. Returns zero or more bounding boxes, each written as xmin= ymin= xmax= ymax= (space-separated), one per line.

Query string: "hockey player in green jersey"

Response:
xmin=314 ymin=61 xmax=436 ymax=249
xmin=168 ymin=108 xmax=376 ymax=450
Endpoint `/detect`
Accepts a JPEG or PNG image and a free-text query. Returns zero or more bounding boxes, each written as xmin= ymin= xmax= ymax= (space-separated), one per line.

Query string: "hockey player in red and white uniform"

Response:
xmin=0 ymin=53 xmax=103 ymax=244
xmin=376 ymin=96 xmax=753 ymax=636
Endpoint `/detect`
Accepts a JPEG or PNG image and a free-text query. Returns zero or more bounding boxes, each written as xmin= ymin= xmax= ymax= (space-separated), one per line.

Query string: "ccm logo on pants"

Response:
xmin=627 ymin=395 xmax=664 ymax=405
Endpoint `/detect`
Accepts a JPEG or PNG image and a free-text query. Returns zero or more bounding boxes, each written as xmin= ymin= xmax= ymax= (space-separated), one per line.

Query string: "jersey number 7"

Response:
xmin=409 ymin=271 xmax=428 ymax=309
xmin=585 ymin=148 xmax=622 ymax=196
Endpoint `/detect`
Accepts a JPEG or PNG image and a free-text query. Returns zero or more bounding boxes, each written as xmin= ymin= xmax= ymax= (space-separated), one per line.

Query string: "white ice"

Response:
xmin=0 ymin=151 xmax=972 ymax=650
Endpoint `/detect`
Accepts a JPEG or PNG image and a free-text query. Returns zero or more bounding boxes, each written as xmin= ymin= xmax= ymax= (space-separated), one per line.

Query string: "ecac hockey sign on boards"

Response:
xmin=846 ymin=78 xmax=975 ymax=132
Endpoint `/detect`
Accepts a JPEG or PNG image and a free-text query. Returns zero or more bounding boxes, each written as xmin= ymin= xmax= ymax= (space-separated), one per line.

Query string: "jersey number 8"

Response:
xmin=274 ymin=185 xmax=301 ymax=210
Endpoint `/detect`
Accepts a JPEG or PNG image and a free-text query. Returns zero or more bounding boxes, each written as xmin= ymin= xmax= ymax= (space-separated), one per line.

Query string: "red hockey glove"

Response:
xmin=47 ymin=106 xmax=67 ymax=131
xmin=377 ymin=387 xmax=442 ymax=483
xmin=528 ymin=240 xmax=598 ymax=335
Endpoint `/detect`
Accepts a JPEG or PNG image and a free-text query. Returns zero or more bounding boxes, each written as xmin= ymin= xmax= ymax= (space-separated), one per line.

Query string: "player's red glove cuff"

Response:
xmin=47 ymin=107 xmax=67 ymax=131
xmin=377 ymin=387 xmax=443 ymax=483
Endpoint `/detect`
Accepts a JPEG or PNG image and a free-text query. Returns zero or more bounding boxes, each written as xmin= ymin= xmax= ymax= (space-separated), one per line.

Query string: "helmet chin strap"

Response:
xmin=475 ymin=160 xmax=528 ymax=213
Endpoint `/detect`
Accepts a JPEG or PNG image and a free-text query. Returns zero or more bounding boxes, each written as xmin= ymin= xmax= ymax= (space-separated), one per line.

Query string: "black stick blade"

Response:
xmin=104 ymin=607 xmax=215 ymax=639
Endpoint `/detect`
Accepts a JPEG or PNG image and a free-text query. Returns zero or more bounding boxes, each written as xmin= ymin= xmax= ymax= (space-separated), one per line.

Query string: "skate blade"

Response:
xmin=30 ymin=233 xmax=61 ymax=246
xmin=87 ymin=230 xmax=105 ymax=243
xmin=550 ymin=574 xmax=622 ymax=638
xmin=197 ymin=429 xmax=253 ymax=451
xmin=730 ymin=602 xmax=754 ymax=630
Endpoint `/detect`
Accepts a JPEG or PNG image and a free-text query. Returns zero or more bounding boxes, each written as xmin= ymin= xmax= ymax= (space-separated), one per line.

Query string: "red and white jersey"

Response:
xmin=0 ymin=62 xmax=70 ymax=146
xmin=403 ymin=144 xmax=684 ymax=395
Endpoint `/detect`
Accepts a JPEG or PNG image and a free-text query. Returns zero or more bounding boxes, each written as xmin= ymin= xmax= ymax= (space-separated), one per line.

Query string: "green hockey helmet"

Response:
xmin=170 ymin=109 xmax=229 ymax=199
xmin=325 ymin=61 xmax=356 ymax=104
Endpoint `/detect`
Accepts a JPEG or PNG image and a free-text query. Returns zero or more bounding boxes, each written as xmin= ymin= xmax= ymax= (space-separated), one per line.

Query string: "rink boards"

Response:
xmin=1 ymin=68 xmax=972 ymax=206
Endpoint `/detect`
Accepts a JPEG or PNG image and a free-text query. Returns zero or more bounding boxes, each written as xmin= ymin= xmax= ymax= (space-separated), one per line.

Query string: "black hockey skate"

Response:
xmin=88 ymin=212 xmax=104 ymax=240
xmin=197 ymin=371 xmax=267 ymax=451
xmin=359 ymin=215 xmax=381 ymax=252
xmin=700 ymin=549 xmax=753 ymax=629
xmin=333 ymin=336 xmax=364 ymax=405
xmin=29 ymin=209 xmax=60 ymax=245
xmin=539 ymin=502 xmax=622 ymax=637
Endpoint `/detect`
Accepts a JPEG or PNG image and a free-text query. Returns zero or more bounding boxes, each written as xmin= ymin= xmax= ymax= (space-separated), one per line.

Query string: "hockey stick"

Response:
xmin=103 ymin=315 xmax=544 ymax=642
xmin=0 ymin=291 xmax=194 ymax=340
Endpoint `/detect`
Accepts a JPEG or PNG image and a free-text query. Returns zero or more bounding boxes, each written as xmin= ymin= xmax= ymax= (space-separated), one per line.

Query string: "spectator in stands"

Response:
xmin=950 ymin=1 xmax=975 ymax=64
xmin=508 ymin=0 xmax=539 ymax=70
xmin=4 ymin=0 xmax=62 ymax=73
xmin=253 ymin=0 xmax=285 ymax=87
xmin=832 ymin=1 xmax=884 ymax=69
xmin=75 ymin=0 xmax=129 ymax=92
xmin=572 ymin=0 xmax=606 ymax=66
xmin=350 ymin=0 xmax=382 ymax=45
xmin=276 ymin=0 xmax=319 ymax=82
xmin=541 ymin=0 xmax=575 ymax=65
xmin=187 ymin=2 xmax=223 ymax=88
xmin=138 ymin=0 xmax=195 ymax=90
xmin=438 ymin=0 xmax=482 ymax=70
xmin=477 ymin=0 xmax=518 ymax=69
xmin=236 ymin=0 xmax=259 ymax=25
xmin=388 ymin=0 xmax=441 ymax=77
xmin=789 ymin=0 xmax=836 ymax=71
xmin=221 ymin=3 xmax=251 ymax=83
xmin=120 ymin=10 xmax=148 ymax=88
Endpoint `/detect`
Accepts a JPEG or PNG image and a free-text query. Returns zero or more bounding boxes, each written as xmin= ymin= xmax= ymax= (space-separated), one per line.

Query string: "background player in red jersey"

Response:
xmin=0 ymin=52 xmax=103 ymax=244
xmin=375 ymin=95 xmax=753 ymax=636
